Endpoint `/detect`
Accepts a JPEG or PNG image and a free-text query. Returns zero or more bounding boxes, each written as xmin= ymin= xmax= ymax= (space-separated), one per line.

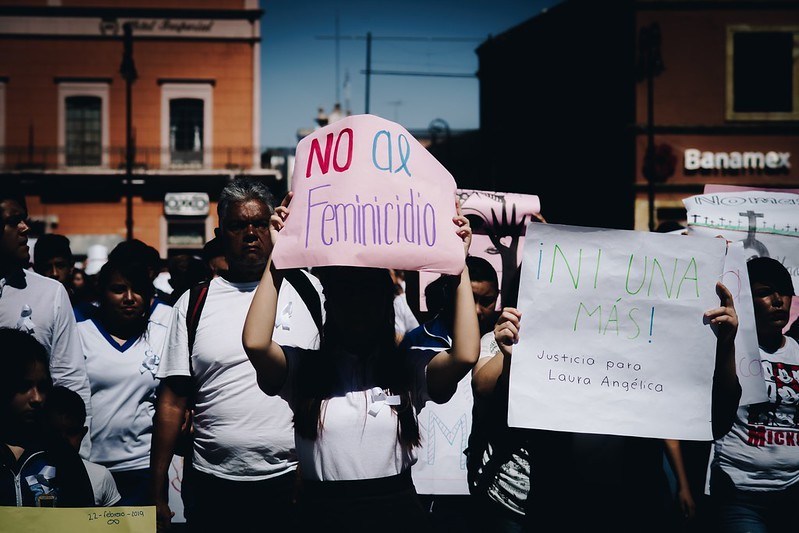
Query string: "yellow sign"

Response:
xmin=0 ymin=506 xmax=155 ymax=532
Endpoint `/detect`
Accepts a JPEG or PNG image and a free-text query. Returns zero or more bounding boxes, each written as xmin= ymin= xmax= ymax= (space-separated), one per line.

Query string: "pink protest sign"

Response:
xmin=272 ymin=114 xmax=464 ymax=274
xmin=418 ymin=190 xmax=541 ymax=312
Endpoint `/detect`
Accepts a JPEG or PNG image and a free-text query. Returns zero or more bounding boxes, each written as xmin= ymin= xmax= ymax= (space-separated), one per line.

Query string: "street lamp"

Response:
xmin=636 ymin=22 xmax=664 ymax=232
xmin=119 ymin=22 xmax=138 ymax=241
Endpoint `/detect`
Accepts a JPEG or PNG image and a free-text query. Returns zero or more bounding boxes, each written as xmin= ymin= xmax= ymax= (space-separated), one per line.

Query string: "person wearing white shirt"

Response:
xmin=0 ymin=190 xmax=92 ymax=458
xmin=151 ymin=178 xmax=323 ymax=532
xmin=79 ymin=256 xmax=167 ymax=506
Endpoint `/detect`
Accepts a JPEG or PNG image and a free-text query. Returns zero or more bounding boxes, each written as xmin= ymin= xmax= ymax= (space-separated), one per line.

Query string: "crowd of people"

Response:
xmin=2 ymin=178 xmax=798 ymax=533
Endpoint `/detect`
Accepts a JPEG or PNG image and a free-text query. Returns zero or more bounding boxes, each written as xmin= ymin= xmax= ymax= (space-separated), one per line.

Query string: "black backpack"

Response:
xmin=186 ymin=268 xmax=323 ymax=357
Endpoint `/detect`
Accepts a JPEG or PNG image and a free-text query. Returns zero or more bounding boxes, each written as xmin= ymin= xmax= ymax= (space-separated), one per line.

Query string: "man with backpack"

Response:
xmin=150 ymin=178 xmax=323 ymax=532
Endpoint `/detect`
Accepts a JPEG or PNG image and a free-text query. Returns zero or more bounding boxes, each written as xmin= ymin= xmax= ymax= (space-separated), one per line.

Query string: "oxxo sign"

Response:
xmin=684 ymin=149 xmax=791 ymax=171
xmin=164 ymin=192 xmax=210 ymax=216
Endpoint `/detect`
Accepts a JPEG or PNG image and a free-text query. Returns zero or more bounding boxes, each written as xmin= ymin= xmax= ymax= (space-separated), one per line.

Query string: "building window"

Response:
xmin=170 ymin=98 xmax=204 ymax=165
xmin=160 ymin=83 xmax=213 ymax=168
xmin=726 ymin=26 xmax=799 ymax=121
xmin=65 ymin=96 xmax=102 ymax=166
xmin=57 ymin=82 xmax=110 ymax=168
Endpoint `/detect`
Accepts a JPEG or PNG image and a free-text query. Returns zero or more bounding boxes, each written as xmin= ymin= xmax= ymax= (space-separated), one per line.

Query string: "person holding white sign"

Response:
xmin=469 ymin=306 xmax=532 ymax=533
xmin=242 ymin=195 xmax=480 ymax=532
xmin=506 ymin=278 xmax=740 ymax=532
xmin=710 ymin=257 xmax=798 ymax=533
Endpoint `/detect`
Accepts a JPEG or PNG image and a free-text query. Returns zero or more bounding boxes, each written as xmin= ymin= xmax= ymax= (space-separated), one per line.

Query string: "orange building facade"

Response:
xmin=633 ymin=1 xmax=799 ymax=230
xmin=0 ymin=0 xmax=277 ymax=259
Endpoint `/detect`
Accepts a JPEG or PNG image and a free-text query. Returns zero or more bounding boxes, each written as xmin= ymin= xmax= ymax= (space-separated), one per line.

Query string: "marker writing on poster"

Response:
xmin=534 ymin=241 xmax=700 ymax=340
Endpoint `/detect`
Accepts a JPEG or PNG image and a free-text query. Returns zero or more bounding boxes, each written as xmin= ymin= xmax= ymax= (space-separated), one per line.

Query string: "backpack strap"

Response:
xmin=186 ymin=281 xmax=210 ymax=363
xmin=282 ymin=268 xmax=323 ymax=334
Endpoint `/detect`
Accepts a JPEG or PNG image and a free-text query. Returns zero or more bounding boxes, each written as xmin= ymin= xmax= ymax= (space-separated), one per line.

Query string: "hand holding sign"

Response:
xmin=269 ymin=191 xmax=293 ymax=246
xmin=453 ymin=198 xmax=472 ymax=257
xmin=272 ymin=114 xmax=464 ymax=274
xmin=494 ymin=307 xmax=522 ymax=357
xmin=705 ymin=281 xmax=739 ymax=345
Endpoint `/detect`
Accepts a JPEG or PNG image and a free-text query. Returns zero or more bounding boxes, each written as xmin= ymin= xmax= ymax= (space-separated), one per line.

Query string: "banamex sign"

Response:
xmin=272 ymin=114 xmax=465 ymax=274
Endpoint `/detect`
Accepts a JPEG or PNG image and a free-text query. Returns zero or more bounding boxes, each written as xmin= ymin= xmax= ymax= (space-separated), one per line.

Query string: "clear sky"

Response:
xmin=259 ymin=0 xmax=561 ymax=148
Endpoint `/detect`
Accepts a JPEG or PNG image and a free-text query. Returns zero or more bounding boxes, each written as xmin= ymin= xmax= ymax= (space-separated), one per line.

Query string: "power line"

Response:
xmin=317 ymin=33 xmax=483 ymax=113
xmin=317 ymin=35 xmax=483 ymax=42
xmin=361 ymin=69 xmax=475 ymax=78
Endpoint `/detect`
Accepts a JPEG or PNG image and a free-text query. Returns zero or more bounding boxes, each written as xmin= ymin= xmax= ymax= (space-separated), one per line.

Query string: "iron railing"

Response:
xmin=0 ymin=145 xmax=260 ymax=172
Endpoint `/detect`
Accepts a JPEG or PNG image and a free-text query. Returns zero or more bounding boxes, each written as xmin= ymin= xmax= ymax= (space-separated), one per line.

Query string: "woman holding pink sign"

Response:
xmin=242 ymin=194 xmax=480 ymax=532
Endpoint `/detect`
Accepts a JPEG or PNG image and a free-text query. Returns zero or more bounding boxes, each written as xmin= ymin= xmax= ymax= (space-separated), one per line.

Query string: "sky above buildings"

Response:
xmin=259 ymin=0 xmax=562 ymax=148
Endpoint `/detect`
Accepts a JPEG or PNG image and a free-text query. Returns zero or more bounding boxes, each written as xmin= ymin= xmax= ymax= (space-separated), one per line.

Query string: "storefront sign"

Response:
xmin=684 ymin=149 xmax=791 ymax=171
xmin=164 ymin=192 xmax=209 ymax=216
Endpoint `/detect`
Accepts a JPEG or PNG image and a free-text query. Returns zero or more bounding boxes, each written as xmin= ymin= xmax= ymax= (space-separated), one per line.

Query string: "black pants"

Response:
xmin=296 ymin=471 xmax=432 ymax=533
xmin=184 ymin=468 xmax=297 ymax=533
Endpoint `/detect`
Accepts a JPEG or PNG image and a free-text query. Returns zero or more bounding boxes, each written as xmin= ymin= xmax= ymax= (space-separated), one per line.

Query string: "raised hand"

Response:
xmin=494 ymin=307 xmax=522 ymax=357
xmin=453 ymin=197 xmax=472 ymax=256
xmin=270 ymin=191 xmax=293 ymax=245
xmin=705 ymin=281 xmax=738 ymax=345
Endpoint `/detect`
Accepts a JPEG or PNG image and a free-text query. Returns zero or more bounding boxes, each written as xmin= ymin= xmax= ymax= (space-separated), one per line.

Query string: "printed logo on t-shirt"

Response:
xmin=746 ymin=361 xmax=799 ymax=447
xmin=16 ymin=304 xmax=36 ymax=334
xmin=275 ymin=301 xmax=292 ymax=331
xmin=140 ymin=349 xmax=161 ymax=377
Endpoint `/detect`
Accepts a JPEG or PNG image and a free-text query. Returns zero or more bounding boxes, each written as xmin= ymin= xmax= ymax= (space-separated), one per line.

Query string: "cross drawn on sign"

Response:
xmin=316 ymin=32 xmax=481 ymax=114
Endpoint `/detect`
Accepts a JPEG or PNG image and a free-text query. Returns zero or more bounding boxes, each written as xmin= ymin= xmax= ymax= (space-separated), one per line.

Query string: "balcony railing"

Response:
xmin=0 ymin=145 xmax=260 ymax=172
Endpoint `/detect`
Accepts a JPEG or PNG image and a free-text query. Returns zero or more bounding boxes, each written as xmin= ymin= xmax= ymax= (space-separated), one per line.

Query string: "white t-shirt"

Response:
xmin=149 ymin=298 xmax=173 ymax=330
xmin=79 ymin=316 xmax=167 ymax=471
xmin=82 ymin=459 xmax=122 ymax=507
xmin=394 ymin=293 xmax=419 ymax=336
xmin=282 ymin=346 xmax=430 ymax=481
xmin=713 ymin=336 xmax=799 ymax=491
xmin=274 ymin=269 xmax=324 ymax=349
xmin=0 ymin=269 xmax=92 ymax=456
xmin=158 ymin=276 xmax=315 ymax=481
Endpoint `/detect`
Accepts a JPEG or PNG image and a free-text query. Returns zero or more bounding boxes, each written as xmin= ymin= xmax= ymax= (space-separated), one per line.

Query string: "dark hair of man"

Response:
xmin=34 ymin=234 xmax=73 ymax=267
xmin=0 ymin=327 xmax=51 ymax=406
xmin=0 ymin=181 xmax=27 ymax=210
xmin=466 ymin=255 xmax=498 ymax=289
xmin=217 ymin=177 xmax=275 ymax=225
xmin=44 ymin=385 xmax=86 ymax=428
xmin=168 ymin=253 xmax=210 ymax=297
xmin=201 ymin=237 xmax=224 ymax=263
xmin=293 ymin=266 xmax=420 ymax=449
xmin=747 ymin=256 xmax=795 ymax=297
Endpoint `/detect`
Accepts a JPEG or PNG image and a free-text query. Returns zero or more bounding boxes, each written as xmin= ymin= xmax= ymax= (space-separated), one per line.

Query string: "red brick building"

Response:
xmin=475 ymin=0 xmax=798 ymax=231
xmin=0 ymin=0 xmax=278 ymax=259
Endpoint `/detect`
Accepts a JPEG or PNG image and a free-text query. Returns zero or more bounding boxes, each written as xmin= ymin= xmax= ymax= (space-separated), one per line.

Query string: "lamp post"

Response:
xmin=119 ymin=23 xmax=138 ymax=241
xmin=636 ymin=23 xmax=664 ymax=232
xmin=364 ymin=32 xmax=372 ymax=114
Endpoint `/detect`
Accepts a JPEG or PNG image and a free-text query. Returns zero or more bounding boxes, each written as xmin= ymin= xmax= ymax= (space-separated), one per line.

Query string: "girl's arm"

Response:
xmin=242 ymin=196 xmax=291 ymax=396
xmin=472 ymin=307 xmax=521 ymax=398
xmin=426 ymin=200 xmax=481 ymax=403
xmin=664 ymin=439 xmax=696 ymax=520
xmin=706 ymin=281 xmax=741 ymax=439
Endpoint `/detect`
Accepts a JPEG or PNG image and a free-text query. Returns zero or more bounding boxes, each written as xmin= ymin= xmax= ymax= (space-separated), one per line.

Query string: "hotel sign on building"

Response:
xmin=0 ymin=15 xmax=258 ymax=40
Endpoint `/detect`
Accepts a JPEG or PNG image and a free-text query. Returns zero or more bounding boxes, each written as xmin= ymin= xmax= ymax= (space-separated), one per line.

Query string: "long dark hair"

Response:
xmin=293 ymin=266 xmax=420 ymax=449
xmin=96 ymin=259 xmax=154 ymax=338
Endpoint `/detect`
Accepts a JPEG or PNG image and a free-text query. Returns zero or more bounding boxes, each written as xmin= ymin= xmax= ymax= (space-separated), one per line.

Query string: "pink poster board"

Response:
xmin=420 ymin=189 xmax=541 ymax=311
xmin=272 ymin=114 xmax=464 ymax=275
